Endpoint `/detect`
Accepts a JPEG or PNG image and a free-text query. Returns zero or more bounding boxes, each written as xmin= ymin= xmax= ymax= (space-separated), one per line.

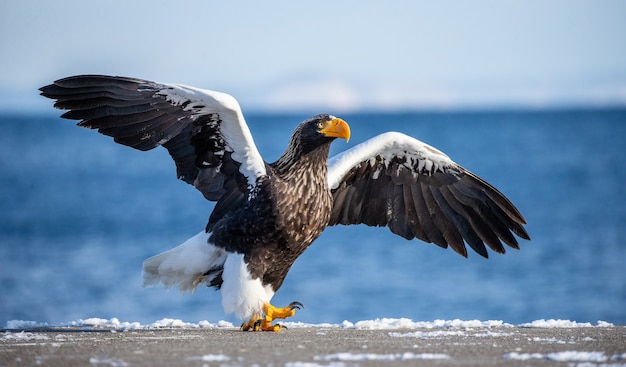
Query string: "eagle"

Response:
xmin=40 ymin=75 xmax=530 ymax=331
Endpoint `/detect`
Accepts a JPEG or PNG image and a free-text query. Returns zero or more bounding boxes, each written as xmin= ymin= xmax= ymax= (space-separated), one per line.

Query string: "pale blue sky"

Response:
xmin=1 ymin=0 xmax=625 ymax=112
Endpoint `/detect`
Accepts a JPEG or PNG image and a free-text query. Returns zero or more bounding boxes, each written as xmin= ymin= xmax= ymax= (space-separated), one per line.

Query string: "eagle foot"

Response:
xmin=241 ymin=302 xmax=303 ymax=332
xmin=241 ymin=313 xmax=262 ymax=331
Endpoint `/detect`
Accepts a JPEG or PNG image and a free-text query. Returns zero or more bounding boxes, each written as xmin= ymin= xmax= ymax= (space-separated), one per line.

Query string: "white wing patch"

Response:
xmin=157 ymin=83 xmax=267 ymax=188
xmin=327 ymin=131 xmax=454 ymax=189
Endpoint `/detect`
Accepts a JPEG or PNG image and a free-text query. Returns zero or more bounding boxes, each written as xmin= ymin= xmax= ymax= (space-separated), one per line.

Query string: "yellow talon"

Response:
xmin=241 ymin=302 xmax=303 ymax=332
xmin=263 ymin=303 xmax=297 ymax=319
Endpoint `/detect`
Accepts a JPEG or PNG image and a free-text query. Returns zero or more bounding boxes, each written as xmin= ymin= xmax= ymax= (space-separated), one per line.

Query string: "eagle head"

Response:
xmin=297 ymin=114 xmax=350 ymax=148
xmin=275 ymin=115 xmax=351 ymax=170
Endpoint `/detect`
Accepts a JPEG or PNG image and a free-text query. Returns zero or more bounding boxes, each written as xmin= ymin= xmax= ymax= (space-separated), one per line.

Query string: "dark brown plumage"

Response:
xmin=207 ymin=117 xmax=342 ymax=291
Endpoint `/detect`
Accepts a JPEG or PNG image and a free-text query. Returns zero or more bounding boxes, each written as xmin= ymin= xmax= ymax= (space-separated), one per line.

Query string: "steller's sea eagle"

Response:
xmin=40 ymin=75 xmax=530 ymax=331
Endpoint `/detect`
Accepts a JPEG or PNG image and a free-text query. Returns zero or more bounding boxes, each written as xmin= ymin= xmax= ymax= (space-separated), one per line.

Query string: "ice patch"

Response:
xmin=1 ymin=331 xmax=49 ymax=341
xmin=472 ymin=331 xmax=516 ymax=337
xmin=316 ymin=352 xmax=451 ymax=361
xmin=349 ymin=318 xmax=510 ymax=330
xmin=504 ymin=351 xmax=613 ymax=362
xmin=282 ymin=321 xmax=352 ymax=329
xmin=285 ymin=363 xmax=346 ymax=367
xmin=531 ymin=336 xmax=569 ymax=344
xmin=612 ymin=353 xmax=626 ymax=360
xmin=389 ymin=330 xmax=466 ymax=338
xmin=390 ymin=329 xmax=519 ymax=339
xmin=519 ymin=319 xmax=614 ymax=328
xmin=89 ymin=357 xmax=130 ymax=367
xmin=188 ymin=354 xmax=231 ymax=362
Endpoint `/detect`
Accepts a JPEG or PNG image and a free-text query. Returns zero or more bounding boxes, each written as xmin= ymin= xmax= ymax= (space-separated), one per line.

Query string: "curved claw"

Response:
xmin=241 ymin=313 xmax=263 ymax=331
xmin=253 ymin=319 xmax=262 ymax=332
xmin=289 ymin=301 xmax=304 ymax=310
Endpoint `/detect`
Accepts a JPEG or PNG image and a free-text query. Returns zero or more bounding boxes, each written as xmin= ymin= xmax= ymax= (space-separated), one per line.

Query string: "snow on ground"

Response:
xmin=4 ymin=317 xmax=615 ymax=331
xmin=1 ymin=331 xmax=50 ymax=341
xmin=286 ymin=318 xmax=614 ymax=330
xmin=519 ymin=319 xmax=614 ymax=328
xmin=390 ymin=329 xmax=481 ymax=338
xmin=77 ymin=317 xmax=235 ymax=330
xmin=187 ymin=354 xmax=231 ymax=362
xmin=344 ymin=318 xmax=511 ymax=329
xmin=2 ymin=318 xmax=623 ymax=367
xmin=3 ymin=318 xmax=235 ymax=331
xmin=88 ymin=357 xmax=130 ymax=367
xmin=504 ymin=351 xmax=626 ymax=363
xmin=315 ymin=352 xmax=451 ymax=361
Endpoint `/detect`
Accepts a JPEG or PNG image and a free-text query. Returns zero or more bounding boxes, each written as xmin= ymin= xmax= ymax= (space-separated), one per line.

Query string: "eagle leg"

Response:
xmin=258 ymin=302 xmax=303 ymax=332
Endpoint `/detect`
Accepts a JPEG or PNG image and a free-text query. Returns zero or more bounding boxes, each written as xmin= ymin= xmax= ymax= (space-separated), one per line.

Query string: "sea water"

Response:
xmin=1 ymin=109 xmax=624 ymax=326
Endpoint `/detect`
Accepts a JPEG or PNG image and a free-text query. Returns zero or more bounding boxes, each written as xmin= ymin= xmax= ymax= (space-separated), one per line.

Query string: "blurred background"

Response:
xmin=1 ymin=1 xmax=625 ymax=327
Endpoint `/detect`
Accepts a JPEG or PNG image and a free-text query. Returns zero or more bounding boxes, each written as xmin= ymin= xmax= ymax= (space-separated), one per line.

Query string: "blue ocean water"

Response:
xmin=1 ymin=109 xmax=624 ymax=327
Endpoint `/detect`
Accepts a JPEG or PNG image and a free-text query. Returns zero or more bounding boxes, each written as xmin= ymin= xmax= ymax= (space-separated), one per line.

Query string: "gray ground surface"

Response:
xmin=1 ymin=326 xmax=624 ymax=367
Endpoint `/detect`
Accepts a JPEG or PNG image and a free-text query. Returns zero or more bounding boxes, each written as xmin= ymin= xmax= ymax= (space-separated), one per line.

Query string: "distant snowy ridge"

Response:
xmin=4 ymin=317 xmax=615 ymax=330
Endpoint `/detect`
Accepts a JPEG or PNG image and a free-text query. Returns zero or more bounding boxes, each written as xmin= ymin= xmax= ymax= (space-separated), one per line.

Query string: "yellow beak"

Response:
xmin=320 ymin=118 xmax=351 ymax=142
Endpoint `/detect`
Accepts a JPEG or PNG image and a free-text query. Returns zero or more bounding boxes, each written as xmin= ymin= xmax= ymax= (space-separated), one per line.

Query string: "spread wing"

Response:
xmin=40 ymin=75 xmax=267 ymax=226
xmin=327 ymin=132 xmax=530 ymax=258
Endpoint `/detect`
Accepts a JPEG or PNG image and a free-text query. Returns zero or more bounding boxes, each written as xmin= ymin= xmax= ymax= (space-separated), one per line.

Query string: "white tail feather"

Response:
xmin=142 ymin=231 xmax=226 ymax=292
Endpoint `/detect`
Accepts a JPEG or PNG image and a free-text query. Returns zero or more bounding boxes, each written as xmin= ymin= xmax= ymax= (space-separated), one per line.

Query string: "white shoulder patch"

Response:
xmin=327 ymin=131 xmax=454 ymax=189
xmin=157 ymin=83 xmax=267 ymax=188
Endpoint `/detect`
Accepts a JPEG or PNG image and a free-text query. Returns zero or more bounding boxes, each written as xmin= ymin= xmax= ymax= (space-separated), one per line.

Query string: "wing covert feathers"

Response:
xmin=328 ymin=132 xmax=529 ymax=258
xmin=40 ymin=74 xmax=265 ymax=202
